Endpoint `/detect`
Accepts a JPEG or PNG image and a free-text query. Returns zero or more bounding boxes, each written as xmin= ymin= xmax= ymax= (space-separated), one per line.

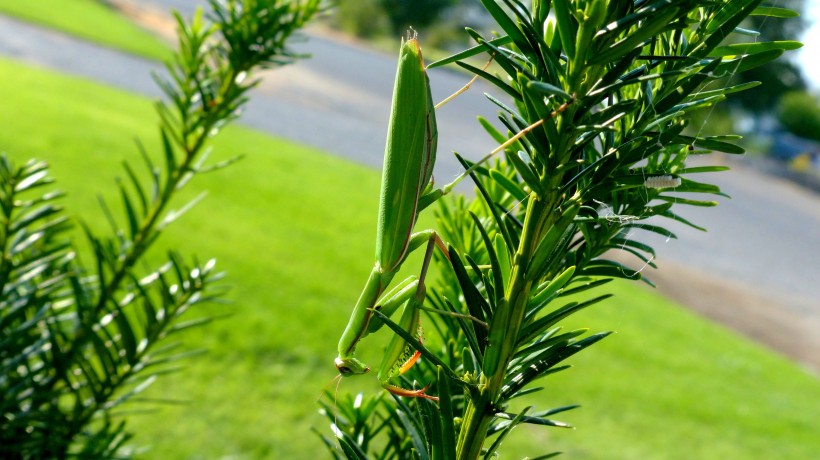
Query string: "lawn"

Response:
xmin=1 ymin=57 xmax=820 ymax=459
xmin=0 ymin=0 xmax=170 ymax=61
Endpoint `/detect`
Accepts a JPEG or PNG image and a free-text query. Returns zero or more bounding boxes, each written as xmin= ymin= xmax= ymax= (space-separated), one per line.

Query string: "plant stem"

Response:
xmin=456 ymin=391 xmax=494 ymax=460
xmin=456 ymin=195 xmax=557 ymax=459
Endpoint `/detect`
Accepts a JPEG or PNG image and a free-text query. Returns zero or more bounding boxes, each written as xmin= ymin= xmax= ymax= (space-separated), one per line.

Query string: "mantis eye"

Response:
xmin=337 ymin=365 xmax=353 ymax=375
xmin=335 ymin=357 xmax=370 ymax=376
xmin=335 ymin=358 xmax=352 ymax=375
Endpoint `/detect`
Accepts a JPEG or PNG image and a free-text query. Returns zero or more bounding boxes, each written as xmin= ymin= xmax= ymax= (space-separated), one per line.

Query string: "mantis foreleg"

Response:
xmin=335 ymin=230 xmax=446 ymax=376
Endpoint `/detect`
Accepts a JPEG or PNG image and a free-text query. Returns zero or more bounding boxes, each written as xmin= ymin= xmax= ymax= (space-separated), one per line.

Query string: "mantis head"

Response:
xmin=335 ymin=356 xmax=370 ymax=376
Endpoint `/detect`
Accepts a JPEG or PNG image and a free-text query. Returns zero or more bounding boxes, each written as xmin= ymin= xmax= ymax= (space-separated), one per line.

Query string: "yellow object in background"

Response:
xmin=790 ymin=152 xmax=812 ymax=172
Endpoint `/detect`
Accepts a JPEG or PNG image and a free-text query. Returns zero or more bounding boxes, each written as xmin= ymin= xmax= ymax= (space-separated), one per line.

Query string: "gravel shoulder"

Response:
xmin=647 ymin=259 xmax=820 ymax=374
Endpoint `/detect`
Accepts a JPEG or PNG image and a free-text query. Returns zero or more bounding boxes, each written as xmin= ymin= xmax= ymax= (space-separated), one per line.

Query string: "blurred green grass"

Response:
xmin=2 ymin=55 xmax=820 ymax=459
xmin=0 ymin=0 xmax=170 ymax=61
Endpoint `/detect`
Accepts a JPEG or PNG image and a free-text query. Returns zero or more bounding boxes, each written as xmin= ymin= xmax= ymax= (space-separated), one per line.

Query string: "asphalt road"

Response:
xmin=1 ymin=2 xmax=818 ymax=368
xmin=0 ymin=8 xmax=498 ymax=182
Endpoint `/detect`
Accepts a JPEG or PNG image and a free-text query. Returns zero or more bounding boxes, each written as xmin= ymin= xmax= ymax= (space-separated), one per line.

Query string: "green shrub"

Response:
xmin=318 ymin=1 xmax=799 ymax=458
xmin=0 ymin=1 xmax=321 ymax=457
xmin=332 ymin=0 xmax=390 ymax=38
xmin=778 ymin=90 xmax=820 ymax=142
xmin=378 ymin=0 xmax=458 ymax=34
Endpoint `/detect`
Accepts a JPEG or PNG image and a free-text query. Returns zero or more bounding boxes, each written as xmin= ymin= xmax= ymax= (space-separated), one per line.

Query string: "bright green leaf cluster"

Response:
xmin=0 ymin=1 xmax=321 ymax=457
xmin=326 ymin=1 xmax=800 ymax=459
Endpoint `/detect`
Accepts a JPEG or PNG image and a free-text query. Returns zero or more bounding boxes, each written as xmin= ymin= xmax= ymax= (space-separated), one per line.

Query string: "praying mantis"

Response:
xmin=334 ymin=33 xmax=575 ymax=400
xmin=334 ymin=34 xmax=446 ymax=401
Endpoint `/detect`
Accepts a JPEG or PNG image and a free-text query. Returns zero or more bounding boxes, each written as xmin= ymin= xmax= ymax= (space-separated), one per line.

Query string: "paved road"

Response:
xmin=0 ymin=9 xmax=497 ymax=183
xmin=1 ymin=2 xmax=818 ymax=368
xmin=647 ymin=158 xmax=820 ymax=312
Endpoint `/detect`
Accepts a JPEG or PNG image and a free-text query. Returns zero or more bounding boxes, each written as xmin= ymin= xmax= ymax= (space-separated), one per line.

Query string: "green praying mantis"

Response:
xmin=334 ymin=34 xmax=447 ymax=401
xmin=335 ymin=33 xmax=575 ymax=400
